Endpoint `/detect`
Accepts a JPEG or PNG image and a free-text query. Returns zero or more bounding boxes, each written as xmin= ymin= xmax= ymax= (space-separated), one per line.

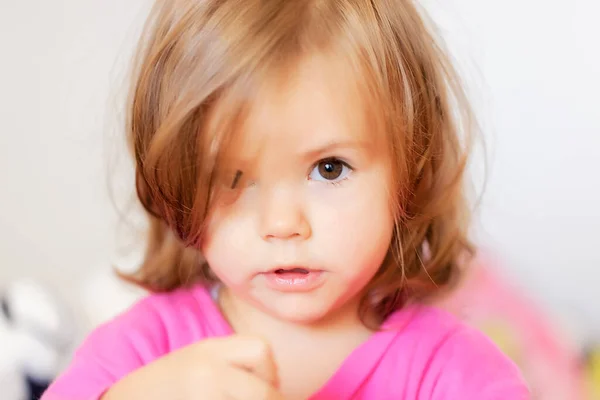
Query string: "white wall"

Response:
xmin=1 ymin=1 xmax=598 ymax=336
xmin=425 ymin=0 xmax=600 ymax=337
xmin=0 ymin=0 xmax=150 ymax=325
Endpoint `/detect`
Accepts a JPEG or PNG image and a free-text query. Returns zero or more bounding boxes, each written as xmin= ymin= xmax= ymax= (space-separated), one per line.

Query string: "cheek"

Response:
xmin=311 ymin=174 xmax=394 ymax=271
xmin=200 ymin=211 xmax=254 ymax=286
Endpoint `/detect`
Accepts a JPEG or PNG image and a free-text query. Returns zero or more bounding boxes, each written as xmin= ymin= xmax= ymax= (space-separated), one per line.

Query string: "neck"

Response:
xmin=217 ymin=288 xmax=378 ymax=400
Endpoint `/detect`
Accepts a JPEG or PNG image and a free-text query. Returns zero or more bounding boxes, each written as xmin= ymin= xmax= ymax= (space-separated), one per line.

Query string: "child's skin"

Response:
xmin=104 ymin=53 xmax=395 ymax=400
xmin=103 ymin=336 xmax=282 ymax=399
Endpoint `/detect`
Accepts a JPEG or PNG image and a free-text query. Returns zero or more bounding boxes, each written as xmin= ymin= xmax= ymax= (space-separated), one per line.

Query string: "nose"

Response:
xmin=259 ymin=187 xmax=311 ymax=241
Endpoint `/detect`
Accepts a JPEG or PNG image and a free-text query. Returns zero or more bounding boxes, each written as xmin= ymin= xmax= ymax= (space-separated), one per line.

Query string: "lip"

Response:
xmin=261 ymin=267 xmax=325 ymax=293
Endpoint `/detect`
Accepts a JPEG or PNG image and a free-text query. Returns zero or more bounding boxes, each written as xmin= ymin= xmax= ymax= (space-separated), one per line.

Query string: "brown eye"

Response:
xmin=318 ymin=160 xmax=343 ymax=180
xmin=310 ymin=158 xmax=352 ymax=183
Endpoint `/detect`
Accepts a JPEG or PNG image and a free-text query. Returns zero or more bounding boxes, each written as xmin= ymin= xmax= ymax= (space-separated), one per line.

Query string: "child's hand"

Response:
xmin=102 ymin=335 xmax=283 ymax=399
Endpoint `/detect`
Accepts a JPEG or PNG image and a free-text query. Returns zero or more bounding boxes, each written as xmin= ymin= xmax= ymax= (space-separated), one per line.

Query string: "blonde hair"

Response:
xmin=123 ymin=0 xmax=475 ymax=325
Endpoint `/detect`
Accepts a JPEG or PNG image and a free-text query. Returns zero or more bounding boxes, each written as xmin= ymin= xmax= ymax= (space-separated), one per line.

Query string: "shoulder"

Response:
xmin=382 ymin=305 xmax=530 ymax=399
xmin=42 ymin=284 xmax=222 ymax=400
xmin=83 ymin=283 xmax=220 ymax=357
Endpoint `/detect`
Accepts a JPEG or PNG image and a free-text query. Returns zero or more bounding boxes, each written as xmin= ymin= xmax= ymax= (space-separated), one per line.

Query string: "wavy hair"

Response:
xmin=122 ymin=0 xmax=476 ymax=326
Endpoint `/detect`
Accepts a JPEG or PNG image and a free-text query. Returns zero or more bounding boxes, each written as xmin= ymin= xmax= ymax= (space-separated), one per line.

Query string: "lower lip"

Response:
xmin=262 ymin=270 xmax=325 ymax=292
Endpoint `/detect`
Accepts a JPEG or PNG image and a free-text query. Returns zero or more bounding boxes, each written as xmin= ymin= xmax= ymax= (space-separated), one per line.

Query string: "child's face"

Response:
xmin=201 ymin=55 xmax=394 ymax=324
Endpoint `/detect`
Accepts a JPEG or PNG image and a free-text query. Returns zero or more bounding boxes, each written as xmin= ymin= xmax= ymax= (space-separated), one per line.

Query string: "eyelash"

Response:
xmin=228 ymin=157 xmax=354 ymax=189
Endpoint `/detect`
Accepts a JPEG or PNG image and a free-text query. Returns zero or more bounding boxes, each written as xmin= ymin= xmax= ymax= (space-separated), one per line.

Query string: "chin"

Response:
xmin=261 ymin=294 xmax=340 ymax=325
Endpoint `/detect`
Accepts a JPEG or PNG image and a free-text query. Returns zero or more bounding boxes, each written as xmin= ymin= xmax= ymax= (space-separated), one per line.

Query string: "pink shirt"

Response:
xmin=43 ymin=285 xmax=529 ymax=399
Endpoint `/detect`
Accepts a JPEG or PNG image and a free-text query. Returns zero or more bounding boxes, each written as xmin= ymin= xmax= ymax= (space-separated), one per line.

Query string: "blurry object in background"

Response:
xmin=586 ymin=346 xmax=600 ymax=399
xmin=439 ymin=253 xmax=587 ymax=400
xmin=0 ymin=315 xmax=27 ymax=400
xmin=0 ymin=279 xmax=76 ymax=400
xmin=79 ymin=254 xmax=146 ymax=330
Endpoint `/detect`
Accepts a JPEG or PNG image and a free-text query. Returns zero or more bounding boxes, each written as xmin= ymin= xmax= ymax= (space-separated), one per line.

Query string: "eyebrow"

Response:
xmin=301 ymin=140 xmax=371 ymax=160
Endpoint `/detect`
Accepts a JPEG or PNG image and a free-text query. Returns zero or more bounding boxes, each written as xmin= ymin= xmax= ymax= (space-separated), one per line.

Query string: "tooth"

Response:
xmin=292 ymin=268 xmax=308 ymax=274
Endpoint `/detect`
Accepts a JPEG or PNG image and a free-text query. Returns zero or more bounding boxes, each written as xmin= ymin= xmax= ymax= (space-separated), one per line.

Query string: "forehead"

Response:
xmin=231 ymin=54 xmax=383 ymax=161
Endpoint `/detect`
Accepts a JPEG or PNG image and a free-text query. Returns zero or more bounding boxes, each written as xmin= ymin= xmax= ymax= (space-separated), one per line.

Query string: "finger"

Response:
xmin=203 ymin=336 xmax=279 ymax=387
xmin=221 ymin=364 xmax=284 ymax=400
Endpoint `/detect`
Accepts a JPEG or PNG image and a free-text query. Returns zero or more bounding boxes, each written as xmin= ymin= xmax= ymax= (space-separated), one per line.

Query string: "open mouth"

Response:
xmin=263 ymin=267 xmax=325 ymax=292
xmin=274 ymin=267 xmax=310 ymax=275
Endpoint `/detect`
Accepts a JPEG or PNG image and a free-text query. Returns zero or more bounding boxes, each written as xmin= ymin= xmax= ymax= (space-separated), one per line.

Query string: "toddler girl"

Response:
xmin=43 ymin=0 xmax=528 ymax=398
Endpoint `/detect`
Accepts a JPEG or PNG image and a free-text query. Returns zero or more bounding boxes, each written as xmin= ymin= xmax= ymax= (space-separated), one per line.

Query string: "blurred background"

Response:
xmin=0 ymin=0 xmax=598 ymax=398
